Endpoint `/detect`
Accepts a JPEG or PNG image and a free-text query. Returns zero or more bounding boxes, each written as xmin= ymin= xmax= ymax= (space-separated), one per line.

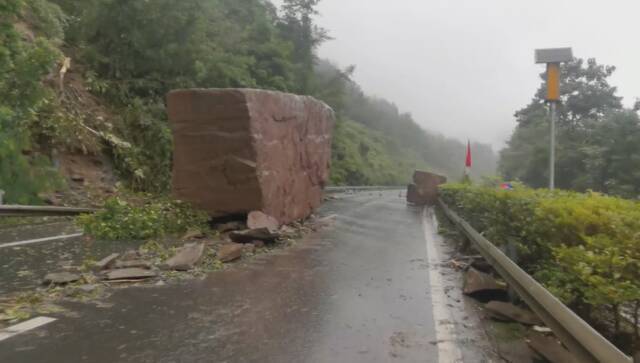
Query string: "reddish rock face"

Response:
xmin=167 ymin=89 xmax=335 ymax=224
xmin=406 ymin=170 xmax=447 ymax=206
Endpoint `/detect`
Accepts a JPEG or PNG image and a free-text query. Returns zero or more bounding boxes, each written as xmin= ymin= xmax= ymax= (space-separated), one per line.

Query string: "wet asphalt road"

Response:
xmin=0 ymin=191 xmax=494 ymax=363
xmin=0 ymin=222 xmax=141 ymax=295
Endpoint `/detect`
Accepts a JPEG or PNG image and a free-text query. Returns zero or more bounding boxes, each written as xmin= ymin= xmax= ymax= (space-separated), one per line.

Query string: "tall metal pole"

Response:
xmin=549 ymin=101 xmax=557 ymax=190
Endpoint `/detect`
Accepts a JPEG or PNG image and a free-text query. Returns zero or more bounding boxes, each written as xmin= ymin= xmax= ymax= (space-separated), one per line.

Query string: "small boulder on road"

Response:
xmin=163 ymin=243 xmax=205 ymax=271
xmin=217 ymin=243 xmax=243 ymax=263
xmin=43 ymin=272 xmax=81 ymax=285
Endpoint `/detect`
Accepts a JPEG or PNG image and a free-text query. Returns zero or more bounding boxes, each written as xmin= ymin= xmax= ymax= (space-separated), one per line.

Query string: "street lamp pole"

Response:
xmin=535 ymin=48 xmax=572 ymax=191
xmin=549 ymin=101 xmax=557 ymax=190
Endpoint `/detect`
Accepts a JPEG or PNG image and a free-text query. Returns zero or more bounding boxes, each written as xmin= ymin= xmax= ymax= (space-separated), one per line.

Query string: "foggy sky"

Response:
xmin=310 ymin=0 xmax=640 ymax=149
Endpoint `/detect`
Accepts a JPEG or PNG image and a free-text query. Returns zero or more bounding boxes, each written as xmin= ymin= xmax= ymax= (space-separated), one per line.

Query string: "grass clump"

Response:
xmin=77 ymin=196 xmax=209 ymax=241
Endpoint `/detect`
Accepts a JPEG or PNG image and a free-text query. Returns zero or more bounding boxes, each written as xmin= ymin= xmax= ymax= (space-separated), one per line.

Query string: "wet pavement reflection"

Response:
xmin=0 ymin=192 xmax=493 ymax=362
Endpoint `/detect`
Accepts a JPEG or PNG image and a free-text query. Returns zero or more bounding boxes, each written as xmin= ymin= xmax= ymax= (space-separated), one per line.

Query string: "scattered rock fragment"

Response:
xmin=463 ymin=267 xmax=507 ymax=300
xmin=104 ymin=268 xmax=157 ymax=281
xmin=527 ymin=332 xmax=578 ymax=363
xmin=163 ymin=243 xmax=205 ymax=271
xmin=279 ymin=225 xmax=298 ymax=236
xmin=229 ymin=228 xmax=280 ymax=244
xmin=94 ymin=253 xmax=120 ymax=271
xmin=114 ymin=260 xmax=153 ymax=270
xmin=242 ymin=244 xmax=256 ymax=254
xmin=181 ymin=229 xmax=205 ymax=241
xmin=247 ymin=211 xmax=279 ymax=232
xmin=252 ymin=240 xmax=265 ymax=249
xmin=120 ymin=250 xmax=140 ymax=261
xmin=471 ymin=259 xmax=493 ymax=273
xmin=485 ymin=301 xmax=542 ymax=326
xmin=43 ymin=272 xmax=81 ymax=285
xmin=217 ymin=243 xmax=243 ymax=263
xmin=77 ymin=284 xmax=98 ymax=293
xmin=216 ymin=221 xmax=246 ymax=233
xmin=532 ymin=326 xmax=552 ymax=334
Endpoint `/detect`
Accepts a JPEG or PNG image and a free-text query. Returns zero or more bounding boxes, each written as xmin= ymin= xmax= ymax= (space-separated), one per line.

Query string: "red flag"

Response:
xmin=465 ymin=141 xmax=472 ymax=168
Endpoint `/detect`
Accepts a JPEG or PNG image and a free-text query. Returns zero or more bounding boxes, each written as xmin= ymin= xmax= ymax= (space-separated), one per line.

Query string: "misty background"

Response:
xmin=307 ymin=0 xmax=640 ymax=149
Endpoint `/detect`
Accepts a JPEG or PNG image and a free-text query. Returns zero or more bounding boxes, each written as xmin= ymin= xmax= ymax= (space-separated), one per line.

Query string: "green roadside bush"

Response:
xmin=439 ymin=183 xmax=640 ymax=342
xmin=77 ymin=196 xmax=209 ymax=241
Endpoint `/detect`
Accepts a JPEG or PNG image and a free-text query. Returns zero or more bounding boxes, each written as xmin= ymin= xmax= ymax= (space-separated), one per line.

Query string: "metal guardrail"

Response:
xmin=0 ymin=205 xmax=97 ymax=217
xmin=438 ymin=199 xmax=632 ymax=363
xmin=325 ymin=186 xmax=405 ymax=193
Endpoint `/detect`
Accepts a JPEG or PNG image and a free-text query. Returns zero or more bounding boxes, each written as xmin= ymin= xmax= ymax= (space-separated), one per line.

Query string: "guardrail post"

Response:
xmin=0 ymin=190 xmax=4 ymax=205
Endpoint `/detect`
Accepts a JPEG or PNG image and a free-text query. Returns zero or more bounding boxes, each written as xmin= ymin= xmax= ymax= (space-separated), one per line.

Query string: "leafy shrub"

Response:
xmin=77 ymin=196 xmax=209 ymax=240
xmin=440 ymin=183 xmax=640 ymax=341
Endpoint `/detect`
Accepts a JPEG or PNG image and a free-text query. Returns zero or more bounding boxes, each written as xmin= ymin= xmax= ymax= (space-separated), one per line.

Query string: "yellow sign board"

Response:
xmin=546 ymin=63 xmax=560 ymax=102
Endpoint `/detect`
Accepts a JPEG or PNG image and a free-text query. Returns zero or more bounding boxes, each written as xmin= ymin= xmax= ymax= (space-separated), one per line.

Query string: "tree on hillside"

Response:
xmin=0 ymin=0 xmax=63 ymax=203
xmin=500 ymin=58 xmax=640 ymax=198
xmin=278 ymin=0 xmax=330 ymax=94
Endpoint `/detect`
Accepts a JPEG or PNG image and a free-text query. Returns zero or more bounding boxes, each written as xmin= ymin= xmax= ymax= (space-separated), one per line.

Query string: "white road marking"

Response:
xmin=0 ymin=317 xmax=57 ymax=342
xmin=0 ymin=233 xmax=83 ymax=249
xmin=422 ymin=207 xmax=464 ymax=363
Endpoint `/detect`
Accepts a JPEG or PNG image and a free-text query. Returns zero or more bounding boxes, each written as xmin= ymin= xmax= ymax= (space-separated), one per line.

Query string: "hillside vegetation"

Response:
xmin=1 ymin=0 xmax=497 ymax=204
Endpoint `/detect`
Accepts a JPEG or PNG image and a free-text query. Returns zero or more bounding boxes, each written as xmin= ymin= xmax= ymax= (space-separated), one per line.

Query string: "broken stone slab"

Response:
xmin=485 ymin=301 xmax=543 ymax=326
xmin=167 ymin=88 xmax=335 ymax=225
xmin=114 ymin=260 xmax=153 ymax=270
xmin=247 ymin=211 xmax=279 ymax=232
xmin=163 ymin=243 xmax=205 ymax=271
xmin=216 ymin=221 xmax=246 ymax=233
xmin=217 ymin=243 xmax=243 ymax=263
xmin=527 ymin=332 xmax=578 ymax=363
xmin=94 ymin=253 xmax=119 ymax=271
xmin=104 ymin=268 xmax=157 ymax=281
xmin=463 ymin=267 xmax=507 ymax=299
xmin=229 ymin=228 xmax=280 ymax=244
xmin=43 ymin=272 xmax=81 ymax=285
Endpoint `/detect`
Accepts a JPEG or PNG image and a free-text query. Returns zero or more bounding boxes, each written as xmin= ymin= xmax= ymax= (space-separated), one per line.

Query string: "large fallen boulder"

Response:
xmin=406 ymin=170 xmax=447 ymax=206
xmin=167 ymin=89 xmax=335 ymax=224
